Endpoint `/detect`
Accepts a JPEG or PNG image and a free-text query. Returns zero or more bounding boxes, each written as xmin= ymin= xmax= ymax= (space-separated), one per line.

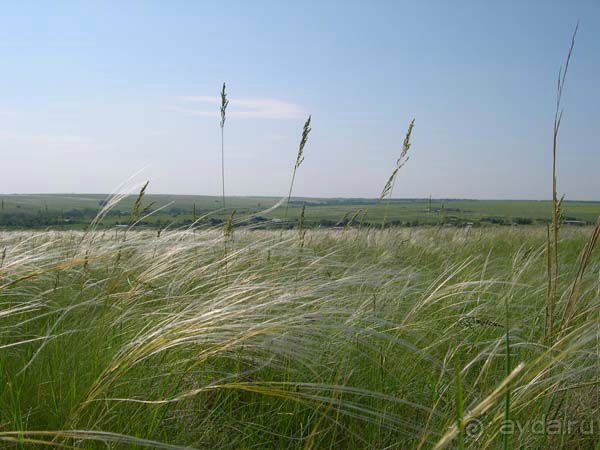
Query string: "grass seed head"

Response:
xmin=220 ymin=82 xmax=229 ymax=128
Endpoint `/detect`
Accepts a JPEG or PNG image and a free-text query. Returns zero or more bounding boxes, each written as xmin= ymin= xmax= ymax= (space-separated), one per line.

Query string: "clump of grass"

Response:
xmin=1 ymin=220 xmax=600 ymax=449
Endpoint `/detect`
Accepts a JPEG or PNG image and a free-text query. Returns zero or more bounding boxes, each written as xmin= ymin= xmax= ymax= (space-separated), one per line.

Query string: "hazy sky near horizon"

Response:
xmin=1 ymin=1 xmax=599 ymax=200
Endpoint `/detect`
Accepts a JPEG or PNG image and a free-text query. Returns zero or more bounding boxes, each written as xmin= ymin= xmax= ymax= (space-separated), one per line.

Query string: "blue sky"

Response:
xmin=1 ymin=1 xmax=599 ymax=199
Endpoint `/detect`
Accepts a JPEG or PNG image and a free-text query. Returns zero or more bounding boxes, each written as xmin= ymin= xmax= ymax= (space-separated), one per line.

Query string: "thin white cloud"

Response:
xmin=171 ymin=96 xmax=306 ymax=120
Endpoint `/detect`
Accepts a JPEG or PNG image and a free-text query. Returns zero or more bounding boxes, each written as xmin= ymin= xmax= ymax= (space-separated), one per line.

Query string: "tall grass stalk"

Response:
xmin=547 ymin=23 xmax=578 ymax=340
xmin=123 ymin=180 xmax=149 ymax=241
xmin=562 ymin=216 xmax=600 ymax=329
xmin=503 ymin=294 xmax=511 ymax=450
xmin=283 ymin=115 xmax=311 ymax=225
xmin=545 ymin=224 xmax=552 ymax=338
xmin=295 ymin=203 xmax=306 ymax=285
xmin=379 ymin=119 xmax=415 ymax=228
xmin=220 ymin=82 xmax=229 ymax=209
xmin=454 ymin=351 xmax=464 ymax=450
xmin=223 ymin=208 xmax=236 ymax=278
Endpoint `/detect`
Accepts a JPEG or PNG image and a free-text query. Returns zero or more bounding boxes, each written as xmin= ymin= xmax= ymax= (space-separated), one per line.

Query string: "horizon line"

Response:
xmin=2 ymin=193 xmax=600 ymax=203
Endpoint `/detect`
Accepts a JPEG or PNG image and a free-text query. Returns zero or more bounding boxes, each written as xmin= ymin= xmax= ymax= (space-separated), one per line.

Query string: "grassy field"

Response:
xmin=2 ymin=193 xmax=600 ymax=229
xmin=0 ymin=219 xmax=599 ymax=448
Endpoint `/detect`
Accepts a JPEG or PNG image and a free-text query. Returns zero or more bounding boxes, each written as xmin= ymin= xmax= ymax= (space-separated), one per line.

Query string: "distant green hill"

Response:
xmin=1 ymin=194 xmax=599 ymax=229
